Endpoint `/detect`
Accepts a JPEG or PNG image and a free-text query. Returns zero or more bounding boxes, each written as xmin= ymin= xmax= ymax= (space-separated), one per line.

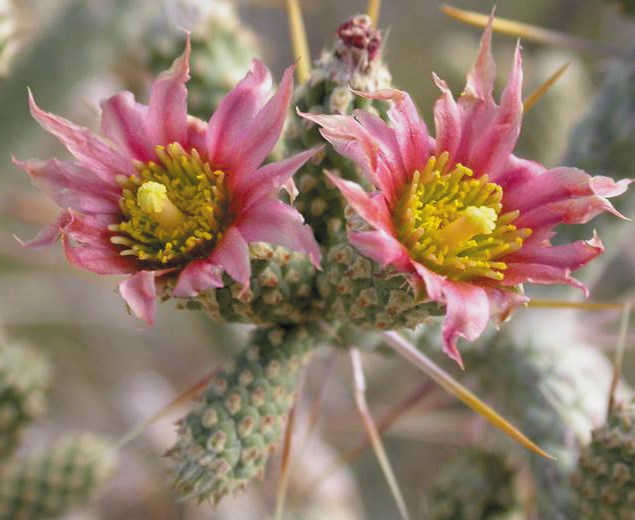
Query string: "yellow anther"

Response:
xmin=438 ymin=206 xmax=498 ymax=248
xmin=137 ymin=181 xmax=185 ymax=230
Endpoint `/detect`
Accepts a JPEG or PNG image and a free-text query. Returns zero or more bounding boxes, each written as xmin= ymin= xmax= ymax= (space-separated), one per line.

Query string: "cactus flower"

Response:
xmin=301 ymin=24 xmax=630 ymax=366
xmin=16 ymin=39 xmax=321 ymax=324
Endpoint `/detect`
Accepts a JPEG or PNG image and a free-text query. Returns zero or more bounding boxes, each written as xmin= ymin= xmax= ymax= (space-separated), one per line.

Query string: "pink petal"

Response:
xmin=506 ymin=234 xmax=604 ymax=269
xmin=237 ymin=200 xmax=321 ymax=268
xmin=438 ymin=280 xmax=490 ymax=368
xmin=238 ymin=146 xmax=324 ymax=208
xmin=231 ymin=64 xmax=295 ymax=178
xmin=62 ymin=235 xmax=136 ymax=275
xmin=100 ymin=91 xmax=154 ymax=162
xmin=15 ymin=157 xmax=120 ymax=214
xmin=464 ymin=10 xmax=496 ymax=103
xmin=485 ymin=287 xmax=528 ymax=326
xmin=173 ymin=260 xmax=224 ymax=298
xmin=119 ymin=271 xmax=157 ymax=325
xmin=209 ymin=226 xmax=251 ymax=287
xmin=145 ymin=36 xmax=190 ymax=146
xmin=62 ymin=210 xmax=116 ymax=247
xmin=353 ymin=88 xmax=430 ymax=175
xmin=517 ymin=195 xmax=625 ymax=229
xmin=432 ymin=74 xmax=461 ymax=159
xmin=467 ymin=42 xmax=523 ymax=178
xmin=590 ymin=176 xmax=633 ymax=198
xmin=28 ymin=90 xmax=133 ymax=180
xmin=298 ymin=110 xmax=400 ymax=204
xmin=325 ymin=171 xmax=393 ymax=232
xmin=349 ymin=230 xmax=412 ymax=272
xmin=207 ymin=59 xmax=273 ymax=171
xmin=15 ymin=211 xmax=70 ymax=249
xmin=500 ymin=263 xmax=589 ymax=296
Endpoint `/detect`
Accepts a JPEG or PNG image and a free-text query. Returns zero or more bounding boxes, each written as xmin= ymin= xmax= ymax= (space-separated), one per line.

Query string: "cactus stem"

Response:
xmin=524 ymin=61 xmax=571 ymax=113
xmin=608 ymin=301 xmax=631 ymax=412
xmin=367 ymin=0 xmax=381 ymax=26
xmin=350 ymin=348 xmax=411 ymax=520
xmin=382 ymin=331 xmax=555 ymax=459
xmin=286 ymin=0 xmax=311 ymax=83
xmin=440 ymin=4 xmax=631 ymax=59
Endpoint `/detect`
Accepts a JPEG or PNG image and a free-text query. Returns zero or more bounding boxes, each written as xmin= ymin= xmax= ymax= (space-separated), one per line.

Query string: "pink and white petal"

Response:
xmin=500 ymin=263 xmax=588 ymax=296
xmin=173 ymin=260 xmax=224 ymax=298
xmin=28 ymin=91 xmax=133 ymax=180
xmin=62 ymin=210 xmax=116 ymax=247
xmin=325 ymin=172 xmax=393 ymax=232
xmin=506 ymin=234 xmax=603 ymax=269
xmin=590 ymin=176 xmax=632 ymax=198
xmin=432 ymin=74 xmax=461 ymax=159
xmin=467 ymin=43 xmax=523 ymax=178
xmin=119 ymin=271 xmax=157 ymax=325
xmin=484 ymin=286 xmax=528 ymax=326
xmin=237 ymin=200 xmax=321 ymax=268
xmin=15 ymin=211 xmax=71 ymax=249
xmin=464 ymin=11 xmax=496 ymax=103
xmin=15 ymin=157 xmax=120 ymax=214
xmin=62 ymin=235 xmax=137 ymax=275
xmin=207 ymin=59 xmax=273 ymax=170
xmin=209 ymin=226 xmax=251 ymax=287
xmin=517 ymin=195 xmax=625 ymax=230
xmin=100 ymin=91 xmax=154 ymax=162
xmin=349 ymin=230 xmax=412 ymax=272
xmin=439 ymin=280 xmax=490 ymax=368
xmin=145 ymin=36 xmax=190 ymax=146
xmin=237 ymin=145 xmax=324 ymax=206
xmin=352 ymin=88 xmax=430 ymax=174
xmin=231 ymin=64 xmax=295 ymax=178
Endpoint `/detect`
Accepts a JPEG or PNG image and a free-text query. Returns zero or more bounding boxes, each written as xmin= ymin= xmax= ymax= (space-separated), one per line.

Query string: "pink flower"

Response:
xmin=15 ymin=38 xmax=321 ymax=325
xmin=301 ymin=23 xmax=630 ymax=367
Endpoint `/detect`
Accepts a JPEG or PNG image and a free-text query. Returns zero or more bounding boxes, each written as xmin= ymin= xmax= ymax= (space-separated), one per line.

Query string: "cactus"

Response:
xmin=284 ymin=14 xmax=393 ymax=246
xmin=125 ymin=0 xmax=259 ymax=120
xmin=463 ymin=331 xmax=613 ymax=519
xmin=572 ymin=401 xmax=635 ymax=519
xmin=167 ymin=324 xmax=316 ymax=503
xmin=0 ymin=434 xmax=116 ymax=519
xmin=426 ymin=448 xmax=523 ymax=520
xmin=0 ymin=342 xmax=49 ymax=461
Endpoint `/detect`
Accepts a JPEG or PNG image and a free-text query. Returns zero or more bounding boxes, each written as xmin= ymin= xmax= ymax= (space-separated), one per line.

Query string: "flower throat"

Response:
xmin=393 ymin=153 xmax=531 ymax=282
xmin=109 ymin=143 xmax=230 ymax=266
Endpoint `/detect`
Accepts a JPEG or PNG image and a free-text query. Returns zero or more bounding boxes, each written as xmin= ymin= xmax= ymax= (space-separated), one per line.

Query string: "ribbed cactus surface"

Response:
xmin=427 ymin=449 xmax=523 ymax=520
xmin=167 ymin=325 xmax=315 ymax=504
xmin=0 ymin=434 xmax=116 ymax=520
xmin=0 ymin=343 xmax=49 ymax=461
xmin=285 ymin=14 xmax=392 ymax=246
xmin=572 ymin=402 xmax=635 ymax=519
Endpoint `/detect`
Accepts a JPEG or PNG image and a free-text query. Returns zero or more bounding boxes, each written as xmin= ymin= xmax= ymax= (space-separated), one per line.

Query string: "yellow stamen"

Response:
xmin=137 ymin=181 xmax=185 ymax=230
xmin=437 ymin=206 xmax=497 ymax=248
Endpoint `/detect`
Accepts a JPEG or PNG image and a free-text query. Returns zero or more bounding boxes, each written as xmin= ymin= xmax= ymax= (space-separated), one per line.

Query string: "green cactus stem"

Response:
xmin=0 ymin=342 xmax=49 ymax=461
xmin=427 ymin=448 xmax=523 ymax=520
xmin=572 ymin=401 xmax=635 ymax=519
xmin=0 ymin=434 xmax=116 ymax=519
xmin=167 ymin=324 xmax=316 ymax=504
xmin=284 ymin=14 xmax=393 ymax=246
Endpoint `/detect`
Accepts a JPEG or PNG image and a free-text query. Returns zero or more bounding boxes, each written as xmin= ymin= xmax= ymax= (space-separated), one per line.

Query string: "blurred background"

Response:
xmin=0 ymin=0 xmax=634 ymax=518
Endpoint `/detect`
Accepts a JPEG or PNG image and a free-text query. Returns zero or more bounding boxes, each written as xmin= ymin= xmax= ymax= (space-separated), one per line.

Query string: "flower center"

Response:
xmin=393 ymin=152 xmax=531 ymax=282
xmin=109 ymin=143 xmax=230 ymax=266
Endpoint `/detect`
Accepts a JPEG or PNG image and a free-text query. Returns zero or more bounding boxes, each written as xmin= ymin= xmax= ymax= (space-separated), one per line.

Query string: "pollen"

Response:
xmin=109 ymin=143 xmax=230 ymax=266
xmin=393 ymin=152 xmax=532 ymax=282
